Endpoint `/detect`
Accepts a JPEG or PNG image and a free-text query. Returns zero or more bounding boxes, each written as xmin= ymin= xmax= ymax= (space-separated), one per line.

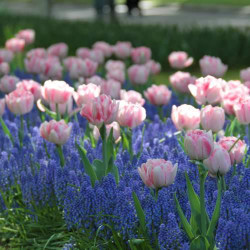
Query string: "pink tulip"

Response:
xmin=39 ymin=57 xmax=63 ymax=81
xmin=188 ymin=75 xmax=222 ymax=105
xmin=101 ymin=79 xmax=121 ymax=99
xmin=24 ymin=56 xmax=43 ymax=74
xmin=79 ymin=58 xmax=98 ymax=78
xmin=105 ymin=60 xmax=125 ymax=72
xmin=138 ymin=159 xmax=178 ymax=189
xmin=50 ymin=97 xmax=73 ymax=115
xmin=240 ymin=67 xmax=250 ymax=82
xmin=0 ymin=62 xmax=9 ymax=76
xmin=203 ymin=144 xmax=231 ymax=177
xmin=233 ymin=98 xmax=250 ymax=125
xmin=128 ymin=64 xmax=150 ymax=85
xmin=144 ymin=84 xmax=172 ymax=106
xmin=63 ymin=57 xmax=83 ymax=79
xmin=131 ymin=46 xmax=151 ymax=64
xmin=74 ymin=83 xmax=101 ymax=107
xmin=26 ymin=48 xmax=47 ymax=59
xmin=244 ymin=81 xmax=250 ymax=90
xmin=6 ymin=88 xmax=34 ymax=115
xmin=47 ymin=43 xmax=68 ymax=58
xmin=199 ymin=55 xmax=227 ymax=77
xmin=93 ymin=41 xmax=112 ymax=57
xmin=40 ymin=119 xmax=72 ymax=145
xmin=93 ymin=121 xmax=121 ymax=143
xmin=86 ymin=75 xmax=105 ymax=86
xmin=42 ymin=80 xmax=74 ymax=104
xmin=76 ymin=47 xmax=90 ymax=59
xmin=120 ymin=90 xmax=145 ymax=106
xmin=145 ymin=60 xmax=161 ymax=75
xmin=117 ymin=101 xmax=146 ymax=128
xmin=16 ymin=29 xmax=35 ymax=45
xmin=106 ymin=69 xmax=125 ymax=84
xmin=184 ymin=129 xmax=214 ymax=160
xmin=0 ymin=99 xmax=5 ymax=116
xmin=169 ymin=71 xmax=196 ymax=93
xmin=171 ymin=104 xmax=200 ymax=131
xmin=200 ymin=105 xmax=225 ymax=132
xmin=168 ymin=51 xmax=193 ymax=69
xmin=16 ymin=80 xmax=42 ymax=101
xmin=0 ymin=49 xmax=13 ymax=63
xmin=113 ymin=41 xmax=132 ymax=59
xmin=0 ymin=75 xmax=19 ymax=93
xmin=89 ymin=49 xmax=105 ymax=65
xmin=5 ymin=38 xmax=25 ymax=53
xmin=218 ymin=137 xmax=246 ymax=165
xmin=80 ymin=94 xmax=119 ymax=126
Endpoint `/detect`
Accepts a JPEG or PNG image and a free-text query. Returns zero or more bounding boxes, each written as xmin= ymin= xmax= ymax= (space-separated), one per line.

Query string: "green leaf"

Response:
xmin=92 ymin=159 xmax=105 ymax=180
xmin=206 ymin=177 xmax=222 ymax=246
xmin=190 ymin=235 xmax=210 ymax=250
xmin=132 ymin=192 xmax=146 ymax=233
xmin=106 ymin=127 xmax=114 ymax=162
xmin=174 ymin=193 xmax=194 ymax=241
xmin=0 ymin=117 xmax=14 ymax=145
xmin=225 ymin=117 xmax=236 ymax=136
xmin=76 ymin=143 xmax=97 ymax=187
xmin=121 ymin=129 xmax=129 ymax=152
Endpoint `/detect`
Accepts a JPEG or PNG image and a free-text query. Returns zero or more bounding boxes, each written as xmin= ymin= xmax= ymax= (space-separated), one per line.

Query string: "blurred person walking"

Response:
xmin=94 ymin=0 xmax=116 ymax=18
xmin=126 ymin=0 xmax=141 ymax=16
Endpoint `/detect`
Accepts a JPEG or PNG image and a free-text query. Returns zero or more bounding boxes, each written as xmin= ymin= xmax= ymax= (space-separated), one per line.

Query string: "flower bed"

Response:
xmin=0 ymin=29 xmax=249 ymax=249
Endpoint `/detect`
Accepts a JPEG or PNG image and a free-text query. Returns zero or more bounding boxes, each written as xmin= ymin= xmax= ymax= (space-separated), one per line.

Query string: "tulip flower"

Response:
xmin=131 ymin=46 xmax=151 ymax=64
xmin=168 ymin=51 xmax=193 ymax=69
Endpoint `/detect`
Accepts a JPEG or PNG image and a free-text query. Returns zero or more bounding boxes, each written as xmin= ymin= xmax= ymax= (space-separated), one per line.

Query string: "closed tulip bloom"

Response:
xmin=117 ymin=101 xmax=146 ymax=128
xmin=0 ymin=98 xmax=5 ymax=116
xmin=128 ymin=65 xmax=150 ymax=85
xmin=6 ymin=88 xmax=34 ymax=115
xmin=169 ymin=71 xmax=196 ymax=93
xmin=47 ymin=43 xmax=68 ymax=58
xmin=89 ymin=49 xmax=105 ymax=65
xmin=0 ymin=62 xmax=10 ymax=76
xmin=171 ymin=104 xmax=200 ymax=131
xmin=86 ymin=75 xmax=105 ymax=86
xmin=120 ymin=90 xmax=145 ymax=106
xmin=240 ymin=67 xmax=250 ymax=82
xmin=201 ymin=105 xmax=225 ymax=132
xmin=138 ymin=159 xmax=178 ymax=189
xmin=79 ymin=58 xmax=98 ymax=78
xmin=74 ymin=83 xmax=101 ymax=107
xmin=218 ymin=137 xmax=246 ymax=165
xmin=101 ymin=79 xmax=121 ymax=99
xmin=0 ymin=49 xmax=13 ymax=63
xmin=42 ymin=80 xmax=74 ymax=104
xmin=16 ymin=29 xmax=35 ymax=45
xmin=16 ymin=80 xmax=42 ymax=101
xmin=199 ymin=55 xmax=227 ymax=78
xmin=80 ymin=94 xmax=119 ymax=126
xmin=233 ymin=98 xmax=250 ymax=125
xmin=5 ymin=38 xmax=25 ymax=53
xmin=244 ymin=81 xmax=250 ymax=90
xmin=203 ymin=144 xmax=231 ymax=177
xmin=0 ymin=75 xmax=19 ymax=93
xmin=50 ymin=97 xmax=73 ymax=115
xmin=145 ymin=60 xmax=161 ymax=75
xmin=113 ymin=41 xmax=132 ymax=59
xmin=189 ymin=75 xmax=222 ymax=105
xmin=26 ymin=48 xmax=47 ymax=59
xmin=131 ymin=46 xmax=151 ymax=64
xmin=184 ymin=129 xmax=214 ymax=160
xmin=168 ymin=51 xmax=193 ymax=69
xmin=76 ymin=47 xmax=90 ymax=59
xmin=93 ymin=41 xmax=112 ymax=57
xmin=106 ymin=69 xmax=125 ymax=84
xmin=63 ymin=57 xmax=82 ymax=79
xmin=40 ymin=119 xmax=72 ymax=145
xmin=144 ymin=85 xmax=172 ymax=106
xmin=24 ymin=56 xmax=43 ymax=74
xmin=105 ymin=60 xmax=125 ymax=72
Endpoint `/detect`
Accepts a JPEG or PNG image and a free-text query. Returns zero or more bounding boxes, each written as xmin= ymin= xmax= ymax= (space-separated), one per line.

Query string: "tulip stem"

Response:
xmin=18 ymin=115 xmax=24 ymax=148
xmin=56 ymin=103 xmax=61 ymax=121
xmin=199 ymin=167 xmax=207 ymax=237
xmin=56 ymin=144 xmax=65 ymax=167
xmin=127 ymin=128 xmax=134 ymax=161
xmin=100 ymin=124 xmax=108 ymax=174
xmin=157 ymin=106 xmax=164 ymax=121
xmin=222 ymin=176 xmax=227 ymax=191
xmin=232 ymin=164 xmax=237 ymax=177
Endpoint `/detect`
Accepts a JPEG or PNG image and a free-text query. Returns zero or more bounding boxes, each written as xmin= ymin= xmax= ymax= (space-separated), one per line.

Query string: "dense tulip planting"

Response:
xmin=0 ymin=29 xmax=249 ymax=249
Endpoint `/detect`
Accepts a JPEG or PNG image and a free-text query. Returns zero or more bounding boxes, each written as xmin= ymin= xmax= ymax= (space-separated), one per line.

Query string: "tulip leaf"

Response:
xmin=0 ymin=117 xmax=14 ymax=145
xmin=76 ymin=143 xmax=97 ymax=187
xmin=206 ymin=177 xmax=222 ymax=246
xmin=132 ymin=192 xmax=146 ymax=233
xmin=174 ymin=192 xmax=194 ymax=241
xmin=121 ymin=129 xmax=129 ymax=152
xmin=106 ymin=127 xmax=114 ymax=162
xmin=92 ymin=159 xmax=105 ymax=180
xmin=190 ymin=235 xmax=210 ymax=250
xmin=106 ymin=156 xmax=120 ymax=184
xmin=37 ymin=100 xmax=57 ymax=120
xmin=225 ymin=117 xmax=236 ymax=136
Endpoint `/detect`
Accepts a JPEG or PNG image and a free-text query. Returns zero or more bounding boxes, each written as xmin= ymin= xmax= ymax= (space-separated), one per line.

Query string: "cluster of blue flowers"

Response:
xmin=0 ymin=71 xmax=249 ymax=249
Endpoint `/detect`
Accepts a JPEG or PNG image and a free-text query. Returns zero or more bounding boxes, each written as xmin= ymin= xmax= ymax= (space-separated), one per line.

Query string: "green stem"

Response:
xmin=232 ymin=164 xmax=237 ymax=177
xmin=56 ymin=103 xmax=61 ymax=121
xmin=56 ymin=144 xmax=65 ymax=167
xmin=0 ymin=116 xmax=14 ymax=145
xmin=18 ymin=115 xmax=24 ymax=148
xmin=128 ymin=128 xmax=134 ymax=161
xmin=157 ymin=106 xmax=164 ymax=121
xmin=222 ymin=176 xmax=226 ymax=191
xmin=100 ymin=124 xmax=108 ymax=175
xmin=199 ymin=167 xmax=207 ymax=236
